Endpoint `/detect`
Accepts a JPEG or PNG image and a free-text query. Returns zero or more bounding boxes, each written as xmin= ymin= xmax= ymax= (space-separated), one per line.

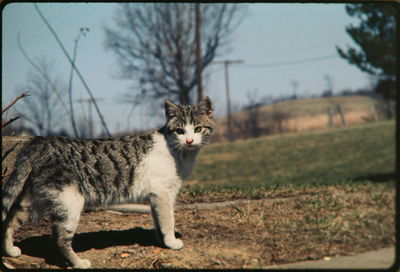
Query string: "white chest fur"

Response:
xmin=176 ymin=149 xmax=199 ymax=180
xmin=132 ymin=133 xmax=198 ymax=202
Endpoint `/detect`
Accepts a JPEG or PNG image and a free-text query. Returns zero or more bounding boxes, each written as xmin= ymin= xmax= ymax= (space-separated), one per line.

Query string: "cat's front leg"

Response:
xmin=149 ymin=192 xmax=183 ymax=250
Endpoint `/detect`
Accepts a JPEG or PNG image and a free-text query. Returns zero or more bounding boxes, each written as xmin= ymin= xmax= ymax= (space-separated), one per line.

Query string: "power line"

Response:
xmin=238 ymin=54 xmax=338 ymax=68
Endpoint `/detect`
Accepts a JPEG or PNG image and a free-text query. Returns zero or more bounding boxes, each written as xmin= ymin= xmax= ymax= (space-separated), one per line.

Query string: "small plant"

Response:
xmin=2 ymin=91 xmax=29 ymax=179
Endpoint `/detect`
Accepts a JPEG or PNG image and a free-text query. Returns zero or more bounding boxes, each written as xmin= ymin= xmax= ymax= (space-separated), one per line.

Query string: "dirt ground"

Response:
xmin=2 ymin=185 xmax=395 ymax=269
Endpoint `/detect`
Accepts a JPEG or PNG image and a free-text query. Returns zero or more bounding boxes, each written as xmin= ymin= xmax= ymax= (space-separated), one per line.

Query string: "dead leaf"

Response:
xmin=121 ymin=252 xmax=130 ymax=258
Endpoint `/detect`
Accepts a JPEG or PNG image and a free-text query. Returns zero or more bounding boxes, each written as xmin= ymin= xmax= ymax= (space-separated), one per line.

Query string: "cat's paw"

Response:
xmin=73 ymin=258 xmax=91 ymax=269
xmin=164 ymin=237 xmax=184 ymax=250
xmin=5 ymin=246 xmax=21 ymax=257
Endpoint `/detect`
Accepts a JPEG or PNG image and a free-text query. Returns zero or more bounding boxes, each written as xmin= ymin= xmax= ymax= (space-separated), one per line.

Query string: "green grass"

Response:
xmin=179 ymin=120 xmax=395 ymax=267
xmin=188 ymin=120 xmax=395 ymax=189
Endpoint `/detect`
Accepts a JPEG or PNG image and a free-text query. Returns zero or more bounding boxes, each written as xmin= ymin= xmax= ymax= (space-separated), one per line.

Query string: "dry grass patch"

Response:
xmin=3 ymin=183 xmax=394 ymax=269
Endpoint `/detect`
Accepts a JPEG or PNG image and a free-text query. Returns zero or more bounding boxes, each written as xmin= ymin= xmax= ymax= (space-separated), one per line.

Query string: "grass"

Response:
xmin=187 ymin=120 xmax=395 ymax=191
xmin=179 ymin=120 xmax=396 ymax=267
xmin=9 ymin=180 xmax=395 ymax=268
xmin=256 ymin=183 xmax=395 ymax=265
xmin=177 ymin=182 xmax=395 ymax=267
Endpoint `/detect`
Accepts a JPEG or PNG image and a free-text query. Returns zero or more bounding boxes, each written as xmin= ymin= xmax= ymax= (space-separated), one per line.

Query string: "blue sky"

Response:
xmin=2 ymin=3 xmax=368 ymax=135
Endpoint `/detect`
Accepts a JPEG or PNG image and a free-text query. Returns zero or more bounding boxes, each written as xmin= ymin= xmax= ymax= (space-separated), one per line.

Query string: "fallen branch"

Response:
xmin=105 ymin=198 xmax=293 ymax=214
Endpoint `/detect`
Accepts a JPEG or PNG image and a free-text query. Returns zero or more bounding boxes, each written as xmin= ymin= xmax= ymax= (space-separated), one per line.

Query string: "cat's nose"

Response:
xmin=186 ymin=138 xmax=193 ymax=145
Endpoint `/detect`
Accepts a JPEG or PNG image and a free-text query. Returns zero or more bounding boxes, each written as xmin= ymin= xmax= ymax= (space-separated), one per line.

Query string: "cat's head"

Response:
xmin=164 ymin=97 xmax=214 ymax=150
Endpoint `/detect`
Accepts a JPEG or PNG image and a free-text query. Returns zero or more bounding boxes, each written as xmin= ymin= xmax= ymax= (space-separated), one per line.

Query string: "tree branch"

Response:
xmin=17 ymin=34 xmax=73 ymax=114
xmin=2 ymin=91 xmax=30 ymax=114
xmin=34 ymin=3 xmax=111 ymax=137
xmin=2 ymin=117 xmax=20 ymax=128
xmin=66 ymin=28 xmax=88 ymax=138
xmin=105 ymin=3 xmax=244 ymax=105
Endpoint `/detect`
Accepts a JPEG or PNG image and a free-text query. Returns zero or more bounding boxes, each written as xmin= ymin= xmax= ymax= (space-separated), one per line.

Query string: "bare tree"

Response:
xmin=104 ymin=3 xmax=245 ymax=105
xmin=271 ymin=106 xmax=291 ymax=134
xmin=233 ymin=90 xmax=273 ymax=140
xmin=2 ymin=92 xmax=29 ymax=129
xmin=15 ymin=59 xmax=68 ymax=136
xmin=322 ymin=74 xmax=334 ymax=97
xmin=242 ymin=90 xmax=265 ymax=138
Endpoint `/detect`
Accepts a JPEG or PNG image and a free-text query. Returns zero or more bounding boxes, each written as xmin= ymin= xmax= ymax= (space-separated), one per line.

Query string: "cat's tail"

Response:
xmin=2 ymin=160 xmax=32 ymax=222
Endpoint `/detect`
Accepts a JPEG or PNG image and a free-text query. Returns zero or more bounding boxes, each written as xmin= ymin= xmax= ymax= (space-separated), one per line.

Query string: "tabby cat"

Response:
xmin=2 ymin=97 xmax=214 ymax=268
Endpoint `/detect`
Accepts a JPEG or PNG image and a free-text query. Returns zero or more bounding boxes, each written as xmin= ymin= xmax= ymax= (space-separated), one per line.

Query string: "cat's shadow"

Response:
xmin=16 ymin=227 xmax=181 ymax=267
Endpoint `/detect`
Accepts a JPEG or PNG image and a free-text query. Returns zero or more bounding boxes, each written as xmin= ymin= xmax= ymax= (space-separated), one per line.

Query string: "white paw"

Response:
xmin=164 ymin=237 xmax=184 ymax=250
xmin=73 ymin=258 xmax=91 ymax=269
xmin=5 ymin=246 xmax=21 ymax=257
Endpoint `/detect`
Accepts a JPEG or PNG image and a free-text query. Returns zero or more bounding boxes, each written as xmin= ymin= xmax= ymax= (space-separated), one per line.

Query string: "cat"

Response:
xmin=2 ymin=97 xmax=214 ymax=268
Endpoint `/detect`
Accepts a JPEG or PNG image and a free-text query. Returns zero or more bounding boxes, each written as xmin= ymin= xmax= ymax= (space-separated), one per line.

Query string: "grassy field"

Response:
xmin=175 ymin=120 xmax=395 ymax=268
xmin=186 ymin=120 xmax=395 ymax=191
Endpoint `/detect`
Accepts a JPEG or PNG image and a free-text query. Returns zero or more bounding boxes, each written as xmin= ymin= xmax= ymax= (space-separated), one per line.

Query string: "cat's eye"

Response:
xmin=175 ymin=128 xmax=185 ymax=135
xmin=194 ymin=126 xmax=202 ymax=133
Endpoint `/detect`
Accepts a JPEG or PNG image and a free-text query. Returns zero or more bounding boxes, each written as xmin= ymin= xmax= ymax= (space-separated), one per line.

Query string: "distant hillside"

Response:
xmin=212 ymin=95 xmax=388 ymax=143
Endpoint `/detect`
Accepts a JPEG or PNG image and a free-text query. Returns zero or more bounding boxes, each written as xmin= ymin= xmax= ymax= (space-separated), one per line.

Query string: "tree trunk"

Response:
xmin=178 ymin=87 xmax=191 ymax=105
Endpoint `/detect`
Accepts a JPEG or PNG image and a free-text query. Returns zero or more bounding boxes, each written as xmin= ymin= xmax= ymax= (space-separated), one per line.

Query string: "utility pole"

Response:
xmin=290 ymin=80 xmax=299 ymax=100
xmin=195 ymin=3 xmax=203 ymax=103
xmin=76 ymin=98 xmax=104 ymax=138
xmin=212 ymin=59 xmax=244 ymax=141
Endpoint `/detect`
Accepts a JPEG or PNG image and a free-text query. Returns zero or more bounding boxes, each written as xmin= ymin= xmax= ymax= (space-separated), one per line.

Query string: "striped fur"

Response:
xmin=2 ymin=97 xmax=214 ymax=268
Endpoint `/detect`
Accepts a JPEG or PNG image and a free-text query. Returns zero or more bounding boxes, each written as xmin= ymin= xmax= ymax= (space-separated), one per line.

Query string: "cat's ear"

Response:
xmin=198 ymin=96 xmax=213 ymax=117
xmin=165 ymin=99 xmax=180 ymax=119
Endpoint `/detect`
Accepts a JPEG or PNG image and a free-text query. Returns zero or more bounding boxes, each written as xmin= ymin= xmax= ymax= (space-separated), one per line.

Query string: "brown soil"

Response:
xmin=2 ymin=185 xmax=395 ymax=269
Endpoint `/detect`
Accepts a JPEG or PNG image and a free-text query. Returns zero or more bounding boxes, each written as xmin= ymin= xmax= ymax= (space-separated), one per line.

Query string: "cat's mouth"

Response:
xmin=183 ymin=143 xmax=200 ymax=150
